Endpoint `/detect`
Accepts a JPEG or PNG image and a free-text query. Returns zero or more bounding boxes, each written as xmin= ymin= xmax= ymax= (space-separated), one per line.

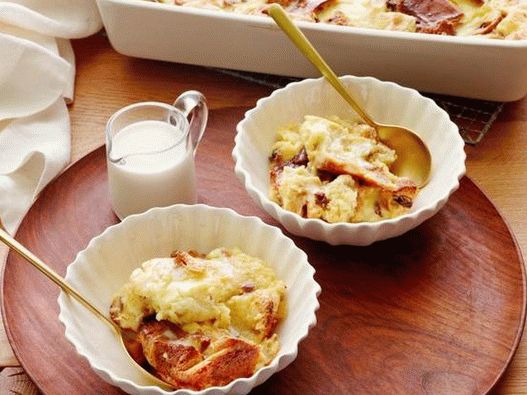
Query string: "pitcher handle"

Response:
xmin=173 ymin=91 xmax=208 ymax=156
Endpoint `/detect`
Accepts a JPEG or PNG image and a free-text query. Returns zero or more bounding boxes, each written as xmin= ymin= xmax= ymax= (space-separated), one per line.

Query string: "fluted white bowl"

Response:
xmin=58 ymin=204 xmax=320 ymax=395
xmin=233 ymin=76 xmax=466 ymax=246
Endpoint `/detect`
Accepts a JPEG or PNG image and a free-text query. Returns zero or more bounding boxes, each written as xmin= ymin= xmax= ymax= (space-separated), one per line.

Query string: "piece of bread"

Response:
xmin=137 ymin=320 xmax=259 ymax=390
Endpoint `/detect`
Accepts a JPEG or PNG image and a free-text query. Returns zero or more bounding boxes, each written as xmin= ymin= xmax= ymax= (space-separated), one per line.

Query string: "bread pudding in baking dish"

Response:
xmin=269 ymin=115 xmax=418 ymax=223
xmin=110 ymin=247 xmax=286 ymax=390
xmin=149 ymin=0 xmax=527 ymax=39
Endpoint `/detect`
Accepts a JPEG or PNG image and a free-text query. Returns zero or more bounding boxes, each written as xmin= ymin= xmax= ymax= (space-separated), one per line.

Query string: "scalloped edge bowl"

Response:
xmin=233 ymin=76 xmax=466 ymax=246
xmin=58 ymin=204 xmax=321 ymax=395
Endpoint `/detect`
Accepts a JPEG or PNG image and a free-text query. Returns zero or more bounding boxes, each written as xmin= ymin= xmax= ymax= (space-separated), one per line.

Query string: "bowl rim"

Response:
xmin=233 ymin=75 xmax=466 ymax=235
xmin=57 ymin=203 xmax=321 ymax=394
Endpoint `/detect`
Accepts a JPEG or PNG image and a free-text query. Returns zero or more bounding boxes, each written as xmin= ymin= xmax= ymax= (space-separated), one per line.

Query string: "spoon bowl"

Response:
xmin=267 ymin=4 xmax=432 ymax=187
xmin=376 ymin=123 xmax=432 ymax=185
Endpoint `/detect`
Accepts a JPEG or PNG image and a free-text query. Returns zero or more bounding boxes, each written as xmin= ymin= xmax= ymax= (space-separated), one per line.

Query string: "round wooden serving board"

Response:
xmin=2 ymin=107 xmax=526 ymax=394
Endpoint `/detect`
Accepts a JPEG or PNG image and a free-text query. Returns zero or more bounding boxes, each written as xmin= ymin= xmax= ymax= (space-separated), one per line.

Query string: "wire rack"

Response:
xmin=215 ymin=68 xmax=503 ymax=145
xmin=428 ymin=95 xmax=504 ymax=144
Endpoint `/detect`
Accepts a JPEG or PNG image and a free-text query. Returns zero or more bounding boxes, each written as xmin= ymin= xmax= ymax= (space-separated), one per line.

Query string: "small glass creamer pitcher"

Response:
xmin=105 ymin=91 xmax=208 ymax=219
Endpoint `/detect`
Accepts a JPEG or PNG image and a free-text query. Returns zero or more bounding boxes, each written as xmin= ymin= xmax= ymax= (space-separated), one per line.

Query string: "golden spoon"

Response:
xmin=267 ymin=4 xmax=432 ymax=187
xmin=0 ymin=222 xmax=173 ymax=390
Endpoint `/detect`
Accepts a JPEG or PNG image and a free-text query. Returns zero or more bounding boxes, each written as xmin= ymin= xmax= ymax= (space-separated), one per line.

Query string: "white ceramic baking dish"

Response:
xmin=96 ymin=0 xmax=527 ymax=101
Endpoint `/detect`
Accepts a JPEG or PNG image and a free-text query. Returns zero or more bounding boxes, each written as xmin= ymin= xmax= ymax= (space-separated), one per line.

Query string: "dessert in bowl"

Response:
xmin=268 ymin=114 xmax=419 ymax=224
xmin=233 ymin=76 xmax=466 ymax=245
xmin=110 ymin=247 xmax=286 ymax=390
xmin=58 ymin=204 xmax=320 ymax=394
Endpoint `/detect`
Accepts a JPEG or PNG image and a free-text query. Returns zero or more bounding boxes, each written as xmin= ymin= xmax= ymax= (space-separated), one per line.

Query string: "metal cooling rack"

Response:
xmin=429 ymin=95 xmax=504 ymax=144
xmin=214 ymin=68 xmax=503 ymax=145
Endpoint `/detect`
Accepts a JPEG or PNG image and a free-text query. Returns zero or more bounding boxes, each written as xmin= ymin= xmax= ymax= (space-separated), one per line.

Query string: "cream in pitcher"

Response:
xmin=106 ymin=91 xmax=208 ymax=219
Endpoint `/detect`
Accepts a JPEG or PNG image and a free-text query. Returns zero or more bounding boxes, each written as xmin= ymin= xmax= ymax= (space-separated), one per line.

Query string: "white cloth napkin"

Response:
xmin=0 ymin=1 xmax=102 ymax=233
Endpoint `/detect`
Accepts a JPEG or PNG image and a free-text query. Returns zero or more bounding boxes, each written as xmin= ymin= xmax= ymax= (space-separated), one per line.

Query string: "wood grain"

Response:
xmin=2 ymin=108 xmax=525 ymax=394
xmin=0 ymin=368 xmax=38 ymax=395
xmin=0 ymin=33 xmax=527 ymax=394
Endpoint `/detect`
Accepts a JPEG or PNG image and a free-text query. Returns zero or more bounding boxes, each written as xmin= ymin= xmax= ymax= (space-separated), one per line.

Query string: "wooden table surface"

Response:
xmin=1 ymin=34 xmax=526 ymax=394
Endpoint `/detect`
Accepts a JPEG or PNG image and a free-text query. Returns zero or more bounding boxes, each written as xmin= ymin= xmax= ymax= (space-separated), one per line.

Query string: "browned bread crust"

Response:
xmin=388 ymin=0 xmax=463 ymax=35
xmin=137 ymin=320 xmax=259 ymax=390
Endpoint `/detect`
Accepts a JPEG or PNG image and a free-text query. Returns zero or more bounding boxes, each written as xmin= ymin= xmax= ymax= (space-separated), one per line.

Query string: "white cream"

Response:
xmin=107 ymin=120 xmax=197 ymax=219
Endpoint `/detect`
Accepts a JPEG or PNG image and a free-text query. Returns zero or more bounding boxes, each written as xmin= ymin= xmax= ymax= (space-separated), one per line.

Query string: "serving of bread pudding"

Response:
xmin=269 ymin=115 xmax=418 ymax=223
xmin=150 ymin=0 xmax=527 ymax=39
xmin=110 ymin=247 xmax=286 ymax=390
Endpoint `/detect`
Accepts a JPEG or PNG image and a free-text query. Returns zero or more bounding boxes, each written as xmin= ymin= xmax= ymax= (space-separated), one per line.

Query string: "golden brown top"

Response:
xmin=110 ymin=247 xmax=286 ymax=390
xmin=151 ymin=0 xmax=527 ymax=39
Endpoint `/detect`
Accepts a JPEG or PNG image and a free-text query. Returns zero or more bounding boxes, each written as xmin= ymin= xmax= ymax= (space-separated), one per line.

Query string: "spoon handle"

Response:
xmin=267 ymin=4 xmax=376 ymax=128
xmin=0 ymin=223 xmax=117 ymax=332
